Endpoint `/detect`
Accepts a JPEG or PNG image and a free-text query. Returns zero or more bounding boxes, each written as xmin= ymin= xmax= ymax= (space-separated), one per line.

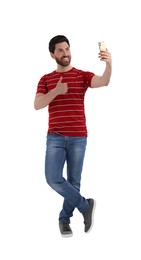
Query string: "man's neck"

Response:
xmin=56 ymin=64 xmax=73 ymax=73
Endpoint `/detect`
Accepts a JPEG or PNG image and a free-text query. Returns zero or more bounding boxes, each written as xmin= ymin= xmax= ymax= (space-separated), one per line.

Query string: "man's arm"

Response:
xmin=91 ymin=50 xmax=112 ymax=88
xmin=34 ymin=76 xmax=68 ymax=110
xmin=34 ymin=91 xmax=59 ymax=110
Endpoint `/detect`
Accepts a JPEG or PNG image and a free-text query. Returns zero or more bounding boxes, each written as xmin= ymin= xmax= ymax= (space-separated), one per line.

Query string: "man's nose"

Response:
xmin=62 ymin=50 xmax=67 ymax=56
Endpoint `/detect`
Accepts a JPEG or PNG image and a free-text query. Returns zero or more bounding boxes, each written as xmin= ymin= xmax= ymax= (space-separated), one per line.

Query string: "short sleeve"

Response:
xmin=83 ymin=71 xmax=95 ymax=88
xmin=36 ymin=75 xmax=48 ymax=94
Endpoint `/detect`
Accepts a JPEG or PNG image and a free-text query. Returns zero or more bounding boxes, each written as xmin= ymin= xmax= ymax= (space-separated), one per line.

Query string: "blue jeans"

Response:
xmin=45 ymin=133 xmax=89 ymax=223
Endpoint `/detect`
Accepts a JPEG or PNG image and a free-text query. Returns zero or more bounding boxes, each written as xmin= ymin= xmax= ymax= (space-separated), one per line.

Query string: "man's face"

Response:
xmin=51 ymin=42 xmax=71 ymax=66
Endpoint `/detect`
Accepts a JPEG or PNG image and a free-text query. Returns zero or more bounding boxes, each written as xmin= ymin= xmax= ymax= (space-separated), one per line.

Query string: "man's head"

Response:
xmin=49 ymin=35 xmax=71 ymax=67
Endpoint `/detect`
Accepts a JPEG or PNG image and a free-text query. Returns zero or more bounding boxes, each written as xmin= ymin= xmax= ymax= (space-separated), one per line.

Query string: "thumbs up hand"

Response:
xmin=55 ymin=77 xmax=68 ymax=95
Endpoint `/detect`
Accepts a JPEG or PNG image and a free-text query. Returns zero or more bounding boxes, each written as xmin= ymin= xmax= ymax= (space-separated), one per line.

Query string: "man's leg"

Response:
xmin=59 ymin=136 xmax=88 ymax=222
xmin=45 ymin=134 xmax=89 ymax=215
xmin=59 ymin=136 xmax=95 ymax=232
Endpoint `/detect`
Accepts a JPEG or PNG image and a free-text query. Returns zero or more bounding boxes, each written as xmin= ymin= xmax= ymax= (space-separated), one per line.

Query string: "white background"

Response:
xmin=0 ymin=0 xmax=141 ymax=259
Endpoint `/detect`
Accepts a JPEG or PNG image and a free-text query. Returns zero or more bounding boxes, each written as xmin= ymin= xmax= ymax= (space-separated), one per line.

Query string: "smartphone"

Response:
xmin=98 ymin=41 xmax=106 ymax=51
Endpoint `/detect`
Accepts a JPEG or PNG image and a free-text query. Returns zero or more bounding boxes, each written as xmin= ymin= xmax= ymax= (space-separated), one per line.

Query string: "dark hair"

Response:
xmin=49 ymin=35 xmax=70 ymax=53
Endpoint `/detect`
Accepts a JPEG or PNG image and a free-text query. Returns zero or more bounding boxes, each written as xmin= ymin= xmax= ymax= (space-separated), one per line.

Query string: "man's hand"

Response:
xmin=90 ymin=49 xmax=112 ymax=88
xmin=55 ymin=77 xmax=68 ymax=95
xmin=98 ymin=49 xmax=112 ymax=66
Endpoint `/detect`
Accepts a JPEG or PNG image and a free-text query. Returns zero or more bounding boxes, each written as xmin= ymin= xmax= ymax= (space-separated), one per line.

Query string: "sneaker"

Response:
xmin=82 ymin=198 xmax=95 ymax=232
xmin=59 ymin=222 xmax=73 ymax=237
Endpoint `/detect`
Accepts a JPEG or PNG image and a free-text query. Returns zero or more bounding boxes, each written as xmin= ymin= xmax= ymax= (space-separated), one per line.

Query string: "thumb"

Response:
xmin=58 ymin=76 xmax=63 ymax=83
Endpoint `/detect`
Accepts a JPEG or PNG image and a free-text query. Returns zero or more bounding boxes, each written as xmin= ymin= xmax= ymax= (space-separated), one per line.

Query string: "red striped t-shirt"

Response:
xmin=36 ymin=67 xmax=95 ymax=136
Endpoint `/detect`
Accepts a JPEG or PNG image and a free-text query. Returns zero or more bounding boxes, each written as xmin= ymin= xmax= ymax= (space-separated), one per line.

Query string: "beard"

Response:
xmin=55 ymin=56 xmax=71 ymax=67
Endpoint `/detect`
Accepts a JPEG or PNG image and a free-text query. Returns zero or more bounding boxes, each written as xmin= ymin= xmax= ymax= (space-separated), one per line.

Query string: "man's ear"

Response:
xmin=50 ymin=53 xmax=55 ymax=59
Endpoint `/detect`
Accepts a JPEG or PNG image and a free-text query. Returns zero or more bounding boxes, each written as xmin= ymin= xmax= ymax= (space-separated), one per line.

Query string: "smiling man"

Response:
xmin=34 ymin=35 xmax=112 ymax=237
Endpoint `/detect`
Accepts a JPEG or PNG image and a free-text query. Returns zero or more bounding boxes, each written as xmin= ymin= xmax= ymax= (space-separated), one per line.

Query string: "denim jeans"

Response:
xmin=45 ymin=133 xmax=89 ymax=223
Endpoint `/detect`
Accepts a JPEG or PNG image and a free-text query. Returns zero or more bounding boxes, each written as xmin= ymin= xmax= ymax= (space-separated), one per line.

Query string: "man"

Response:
xmin=34 ymin=35 xmax=112 ymax=237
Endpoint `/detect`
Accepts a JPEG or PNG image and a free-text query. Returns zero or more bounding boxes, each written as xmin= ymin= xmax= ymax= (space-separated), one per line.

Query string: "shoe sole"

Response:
xmin=61 ymin=233 xmax=73 ymax=238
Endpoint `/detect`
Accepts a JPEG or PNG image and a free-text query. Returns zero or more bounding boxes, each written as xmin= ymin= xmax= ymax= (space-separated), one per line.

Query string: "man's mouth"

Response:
xmin=62 ymin=57 xmax=69 ymax=61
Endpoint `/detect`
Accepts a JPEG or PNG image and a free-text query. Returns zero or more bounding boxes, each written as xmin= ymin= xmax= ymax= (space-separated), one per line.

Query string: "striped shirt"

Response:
xmin=36 ymin=67 xmax=95 ymax=136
